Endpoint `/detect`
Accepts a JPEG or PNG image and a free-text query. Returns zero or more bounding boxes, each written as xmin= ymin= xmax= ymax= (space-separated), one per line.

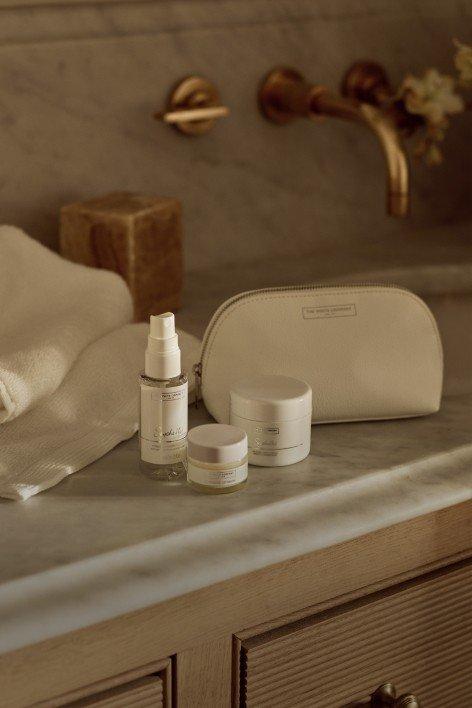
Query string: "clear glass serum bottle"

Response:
xmin=139 ymin=313 xmax=188 ymax=480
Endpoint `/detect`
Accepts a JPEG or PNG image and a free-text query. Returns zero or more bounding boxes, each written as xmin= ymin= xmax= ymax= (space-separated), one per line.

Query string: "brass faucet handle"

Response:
xmin=161 ymin=105 xmax=229 ymax=124
xmin=155 ymin=76 xmax=229 ymax=136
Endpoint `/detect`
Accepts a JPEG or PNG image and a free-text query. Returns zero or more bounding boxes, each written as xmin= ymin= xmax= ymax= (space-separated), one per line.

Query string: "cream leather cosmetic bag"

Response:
xmin=195 ymin=284 xmax=443 ymax=424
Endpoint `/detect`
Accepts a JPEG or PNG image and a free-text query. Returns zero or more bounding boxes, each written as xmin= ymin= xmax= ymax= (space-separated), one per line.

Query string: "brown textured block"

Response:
xmin=60 ymin=192 xmax=183 ymax=321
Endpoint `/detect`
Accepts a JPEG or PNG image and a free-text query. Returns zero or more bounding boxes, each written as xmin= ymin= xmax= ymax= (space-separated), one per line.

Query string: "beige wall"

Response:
xmin=0 ymin=0 xmax=471 ymax=273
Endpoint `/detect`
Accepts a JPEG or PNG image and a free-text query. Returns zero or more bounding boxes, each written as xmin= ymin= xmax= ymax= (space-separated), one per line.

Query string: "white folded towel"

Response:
xmin=0 ymin=227 xmax=201 ymax=500
xmin=0 ymin=226 xmax=133 ymax=423
xmin=0 ymin=324 xmax=200 ymax=500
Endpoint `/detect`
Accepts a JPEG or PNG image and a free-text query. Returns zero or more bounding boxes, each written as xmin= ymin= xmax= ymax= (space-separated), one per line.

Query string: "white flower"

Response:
xmin=454 ymin=39 xmax=472 ymax=85
xmin=400 ymin=68 xmax=464 ymax=125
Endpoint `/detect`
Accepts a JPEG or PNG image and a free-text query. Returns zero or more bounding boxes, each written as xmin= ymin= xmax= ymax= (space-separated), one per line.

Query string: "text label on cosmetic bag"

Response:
xmin=302 ymin=303 xmax=357 ymax=319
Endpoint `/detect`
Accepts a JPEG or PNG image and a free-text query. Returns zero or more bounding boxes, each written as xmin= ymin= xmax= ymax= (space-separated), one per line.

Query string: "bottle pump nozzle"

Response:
xmin=145 ymin=312 xmax=181 ymax=379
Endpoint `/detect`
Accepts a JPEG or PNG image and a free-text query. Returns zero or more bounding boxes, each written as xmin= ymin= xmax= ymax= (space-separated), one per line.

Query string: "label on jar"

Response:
xmin=230 ymin=413 xmax=309 ymax=458
xmin=187 ymin=460 xmax=247 ymax=488
xmin=251 ymin=443 xmax=303 ymax=457
xmin=140 ymin=381 xmax=188 ymax=464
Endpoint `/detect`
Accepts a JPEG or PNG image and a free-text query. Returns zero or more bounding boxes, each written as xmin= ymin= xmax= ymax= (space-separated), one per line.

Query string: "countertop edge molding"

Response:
xmin=0 ymin=443 xmax=471 ymax=656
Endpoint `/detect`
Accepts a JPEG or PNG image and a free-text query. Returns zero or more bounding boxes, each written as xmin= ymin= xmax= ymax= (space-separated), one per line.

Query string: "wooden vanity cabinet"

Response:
xmin=1 ymin=501 xmax=471 ymax=708
xmin=236 ymin=558 xmax=472 ymax=707
xmin=41 ymin=659 xmax=172 ymax=708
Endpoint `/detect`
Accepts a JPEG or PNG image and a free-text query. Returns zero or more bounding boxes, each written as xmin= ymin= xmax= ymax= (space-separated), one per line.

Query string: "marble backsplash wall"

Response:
xmin=0 ymin=0 xmax=471 ymax=273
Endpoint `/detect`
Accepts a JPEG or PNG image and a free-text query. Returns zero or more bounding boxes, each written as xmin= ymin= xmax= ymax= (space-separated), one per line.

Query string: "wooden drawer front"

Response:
xmin=239 ymin=559 xmax=472 ymax=707
xmin=67 ymin=675 xmax=164 ymax=707
xmin=40 ymin=659 xmax=171 ymax=708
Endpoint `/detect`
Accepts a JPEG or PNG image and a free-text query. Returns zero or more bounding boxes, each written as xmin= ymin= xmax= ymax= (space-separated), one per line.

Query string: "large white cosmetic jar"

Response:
xmin=230 ymin=375 xmax=312 ymax=467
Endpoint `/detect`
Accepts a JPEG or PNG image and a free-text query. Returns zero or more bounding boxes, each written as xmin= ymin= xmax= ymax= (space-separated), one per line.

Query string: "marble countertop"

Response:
xmin=1 ymin=255 xmax=472 ymax=656
xmin=1 ymin=394 xmax=471 ymax=655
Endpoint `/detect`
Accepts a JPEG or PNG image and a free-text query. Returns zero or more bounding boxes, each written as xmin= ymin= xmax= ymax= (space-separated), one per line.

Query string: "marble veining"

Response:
xmin=0 ymin=0 xmax=471 ymax=271
xmin=0 ymin=393 xmax=471 ymax=655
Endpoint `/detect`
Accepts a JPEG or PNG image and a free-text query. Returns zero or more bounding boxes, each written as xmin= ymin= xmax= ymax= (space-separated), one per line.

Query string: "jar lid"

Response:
xmin=230 ymin=375 xmax=312 ymax=422
xmin=187 ymin=424 xmax=247 ymax=464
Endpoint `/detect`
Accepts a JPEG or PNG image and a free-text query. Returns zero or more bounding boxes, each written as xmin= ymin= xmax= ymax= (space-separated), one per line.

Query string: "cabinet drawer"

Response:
xmin=66 ymin=675 xmax=165 ymax=707
xmin=238 ymin=559 xmax=472 ymax=707
xmin=41 ymin=659 xmax=171 ymax=708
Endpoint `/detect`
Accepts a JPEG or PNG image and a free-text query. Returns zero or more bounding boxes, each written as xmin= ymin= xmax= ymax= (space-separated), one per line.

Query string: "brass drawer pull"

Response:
xmin=371 ymin=683 xmax=420 ymax=708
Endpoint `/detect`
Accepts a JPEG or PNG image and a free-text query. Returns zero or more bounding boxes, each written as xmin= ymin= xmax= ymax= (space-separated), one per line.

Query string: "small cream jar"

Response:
xmin=187 ymin=424 xmax=248 ymax=494
xmin=230 ymin=375 xmax=312 ymax=467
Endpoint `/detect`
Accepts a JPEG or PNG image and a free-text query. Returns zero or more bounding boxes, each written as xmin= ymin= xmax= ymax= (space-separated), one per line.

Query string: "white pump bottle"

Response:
xmin=139 ymin=312 xmax=188 ymax=480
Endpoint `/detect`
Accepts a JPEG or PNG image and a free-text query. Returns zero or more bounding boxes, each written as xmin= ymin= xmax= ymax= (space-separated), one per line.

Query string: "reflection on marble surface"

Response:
xmin=0 ymin=394 xmax=471 ymax=654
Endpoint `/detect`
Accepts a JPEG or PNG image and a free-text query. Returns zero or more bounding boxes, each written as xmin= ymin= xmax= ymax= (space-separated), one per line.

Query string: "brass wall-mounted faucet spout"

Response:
xmin=259 ymin=65 xmax=410 ymax=218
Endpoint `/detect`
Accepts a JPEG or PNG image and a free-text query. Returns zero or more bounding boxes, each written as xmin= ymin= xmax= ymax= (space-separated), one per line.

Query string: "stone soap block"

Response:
xmin=60 ymin=192 xmax=183 ymax=321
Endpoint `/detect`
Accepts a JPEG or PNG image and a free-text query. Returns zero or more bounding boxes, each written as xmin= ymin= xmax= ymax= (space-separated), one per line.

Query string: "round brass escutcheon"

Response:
xmin=156 ymin=76 xmax=228 ymax=136
xmin=258 ymin=66 xmax=328 ymax=124
xmin=258 ymin=67 xmax=307 ymax=124
xmin=341 ymin=60 xmax=393 ymax=106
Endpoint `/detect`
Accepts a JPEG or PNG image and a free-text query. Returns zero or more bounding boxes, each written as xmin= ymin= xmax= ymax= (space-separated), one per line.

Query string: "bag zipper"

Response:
xmin=193 ymin=362 xmax=202 ymax=408
xmin=193 ymin=282 xmax=412 ymax=405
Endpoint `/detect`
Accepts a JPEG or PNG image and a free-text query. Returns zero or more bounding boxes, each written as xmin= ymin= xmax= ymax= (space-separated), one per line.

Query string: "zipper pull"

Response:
xmin=193 ymin=362 xmax=202 ymax=409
